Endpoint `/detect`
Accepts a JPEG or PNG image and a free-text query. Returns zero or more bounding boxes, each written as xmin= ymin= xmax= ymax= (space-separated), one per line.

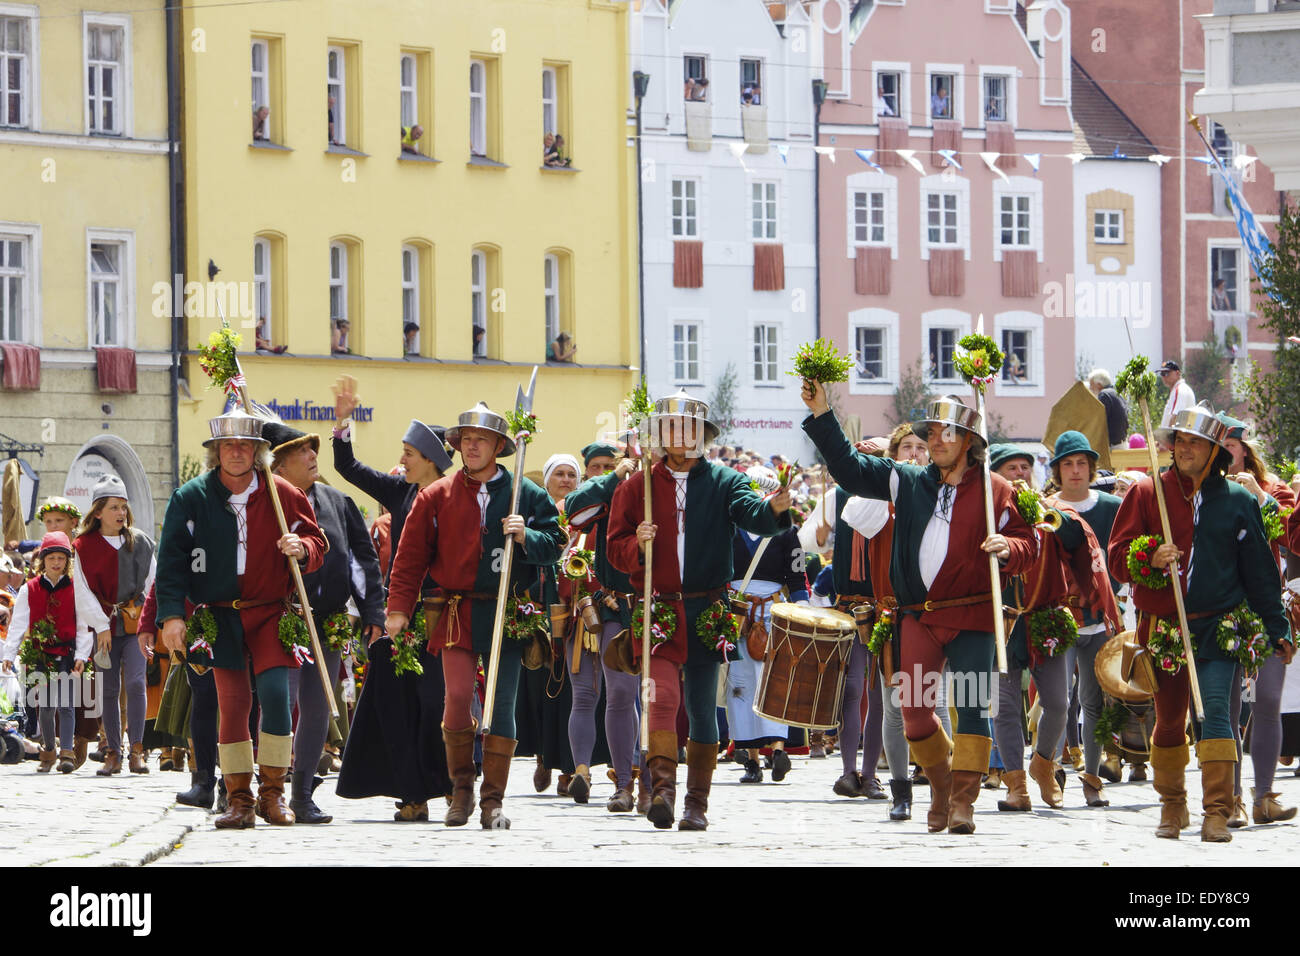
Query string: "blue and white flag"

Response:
xmin=936 ymin=148 xmax=962 ymax=170
xmin=854 ymin=148 xmax=881 ymax=170
xmin=1206 ymin=150 xmax=1276 ymax=298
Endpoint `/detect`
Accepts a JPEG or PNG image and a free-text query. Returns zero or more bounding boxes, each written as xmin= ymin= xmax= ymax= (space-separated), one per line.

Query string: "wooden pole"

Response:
xmin=639 ymin=448 xmax=654 ymax=754
xmin=1136 ymin=397 xmax=1206 ymax=720
xmin=481 ymin=440 xmax=528 ymax=736
xmin=973 ymin=387 xmax=1008 ymax=675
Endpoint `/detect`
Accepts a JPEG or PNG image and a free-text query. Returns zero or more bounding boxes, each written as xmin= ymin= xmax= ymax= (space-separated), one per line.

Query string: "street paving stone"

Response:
xmin=5 ymin=752 xmax=1297 ymax=865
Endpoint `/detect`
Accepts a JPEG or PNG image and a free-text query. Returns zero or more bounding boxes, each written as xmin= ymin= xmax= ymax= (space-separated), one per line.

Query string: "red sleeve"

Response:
xmin=1108 ymin=482 xmax=1154 ymax=588
xmin=139 ymin=583 xmax=157 ymax=635
xmin=1269 ymin=479 xmax=1296 ymax=513
xmin=606 ymin=472 xmax=646 ymax=578
xmin=274 ymin=476 xmax=327 ymax=575
xmin=387 ymin=485 xmax=438 ymax=619
xmin=991 ymin=474 xmax=1037 ymax=577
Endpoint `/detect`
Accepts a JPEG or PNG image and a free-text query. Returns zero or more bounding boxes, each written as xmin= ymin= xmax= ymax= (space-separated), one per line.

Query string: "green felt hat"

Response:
xmin=988 ymin=443 xmax=1034 ymax=473
xmin=580 ymin=441 xmax=619 ymax=466
xmin=1216 ymin=413 xmax=1247 ymax=441
xmin=1050 ymin=430 xmax=1098 ymax=466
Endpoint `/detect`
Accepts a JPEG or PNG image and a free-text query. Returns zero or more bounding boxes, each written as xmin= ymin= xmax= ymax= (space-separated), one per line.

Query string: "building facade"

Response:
xmin=817 ymin=0 xmax=1077 ymax=440
xmin=630 ymin=0 xmax=819 ymax=460
xmin=0 ymin=0 xmax=173 ymax=537
xmin=177 ymin=0 xmax=638 ymax=499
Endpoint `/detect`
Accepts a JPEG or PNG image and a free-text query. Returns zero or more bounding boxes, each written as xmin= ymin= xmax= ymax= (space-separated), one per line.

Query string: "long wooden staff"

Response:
xmin=214 ymin=305 xmax=336 ymax=717
xmin=1121 ymin=325 xmax=1205 ymax=719
xmin=969 ymin=316 xmax=1008 ymax=674
xmin=482 ymin=368 xmax=538 ymax=735
xmin=639 ymin=443 xmax=654 ymax=754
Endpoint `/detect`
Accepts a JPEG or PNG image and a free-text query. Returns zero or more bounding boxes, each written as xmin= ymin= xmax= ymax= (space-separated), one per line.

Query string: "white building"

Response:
xmin=631 ymin=0 xmax=819 ymax=460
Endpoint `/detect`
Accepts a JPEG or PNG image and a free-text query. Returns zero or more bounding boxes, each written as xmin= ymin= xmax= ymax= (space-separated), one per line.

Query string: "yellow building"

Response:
xmin=0 ymin=0 xmax=173 ymax=536
xmin=177 ymin=0 xmax=638 ymax=506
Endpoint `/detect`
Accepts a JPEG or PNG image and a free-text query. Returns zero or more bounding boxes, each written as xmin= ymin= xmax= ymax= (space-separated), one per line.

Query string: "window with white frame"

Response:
xmin=329 ymin=242 xmax=347 ymax=323
xmin=673 ymin=323 xmax=700 ymax=382
xmin=855 ymin=326 xmax=885 ymax=381
xmin=853 ymin=190 xmax=886 ymax=245
xmin=875 ymin=71 xmax=900 ymax=119
xmin=983 ymin=74 xmax=1009 ymax=123
xmin=469 ymin=59 xmax=486 ymax=156
xmin=86 ymin=22 xmax=124 ymax=134
xmin=251 ymin=40 xmax=268 ymax=112
xmin=543 ymin=253 xmax=559 ymax=347
xmin=926 ymin=192 xmax=959 ymax=246
xmin=753 ymin=324 xmax=778 ymax=382
xmin=1 ymin=15 xmax=29 ymax=128
xmin=671 ymin=178 xmax=698 ymax=238
xmin=253 ymin=237 xmax=271 ymax=344
xmin=471 ymin=249 xmax=487 ymax=356
xmin=1211 ymin=246 xmax=1239 ymax=312
xmin=1093 ymin=210 xmax=1123 ymax=244
xmin=400 ymin=54 xmax=417 ymax=129
xmin=927 ymin=327 xmax=958 ymax=381
xmin=998 ymin=194 xmax=1031 ymax=248
xmin=542 ymin=67 xmax=556 ymax=137
xmin=89 ymin=241 xmax=123 ymax=347
xmin=740 ymin=57 xmax=761 ymax=105
xmin=327 ymin=46 xmax=345 ymax=145
xmin=683 ymin=54 xmax=707 ymax=101
xmin=0 ymin=233 xmax=28 ymax=342
xmin=1001 ymin=329 xmax=1031 ymax=383
xmin=402 ymin=245 xmax=419 ymax=353
xmin=751 ymin=182 xmax=778 ymax=241
xmin=1211 ymin=122 xmax=1233 ymax=165
xmin=929 ymin=72 xmax=954 ymax=120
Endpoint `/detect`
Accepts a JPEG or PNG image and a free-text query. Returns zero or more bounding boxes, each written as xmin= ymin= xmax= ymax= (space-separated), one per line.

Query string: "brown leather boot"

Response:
xmin=96 ymin=748 xmax=122 ymax=776
xmin=442 ymin=722 xmax=477 ymax=827
xmin=1080 ymin=772 xmax=1110 ymax=807
xmin=57 ymin=749 xmax=75 ymax=773
xmin=479 ymin=734 xmax=517 ymax=829
xmin=72 ymin=736 xmax=90 ymax=770
xmin=1150 ymin=741 xmax=1189 ymax=839
xmin=910 ymin=728 xmax=953 ymax=833
xmin=1253 ymin=787 xmax=1298 ymax=824
xmin=1198 ymin=739 xmax=1236 ymax=843
xmin=37 ymin=748 xmax=56 ymax=773
xmin=645 ymin=730 xmax=678 ymax=830
xmin=255 ymin=766 xmax=296 ymax=824
xmin=569 ymin=765 xmax=591 ymax=804
xmin=1027 ymin=751 xmax=1064 ymax=808
xmin=635 ymin=766 xmax=652 ymax=816
xmin=213 ymin=772 xmax=256 ymax=829
xmin=128 ymin=742 xmax=149 ymax=774
xmin=532 ymin=754 xmax=551 ymax=793
xmin=1228 ymin=795 xmax=1250 ymax=829
xmin=997 ymin=770 xmax=1032 ymax=811
xmin=679 ymin=739 xmax=717 ymax=831
xmin=947 ymin=734 xmax=990 ymax=834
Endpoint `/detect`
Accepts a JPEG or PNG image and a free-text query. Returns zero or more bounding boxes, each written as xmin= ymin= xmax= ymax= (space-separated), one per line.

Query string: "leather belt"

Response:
xmin=1186 ymin=606 xmax=1236 ymax=622
xmin=898 ymin=594 xmax=988 ymax=614
xmin=656 ymin=588 xmax=726 ymax=603
xmin=206 ymin=597 xmax=285 ymax=611
xmin=425 ymin=591 xmax=497 ymax=604
xmin=837 ymin=593 xmax=874 ymax=606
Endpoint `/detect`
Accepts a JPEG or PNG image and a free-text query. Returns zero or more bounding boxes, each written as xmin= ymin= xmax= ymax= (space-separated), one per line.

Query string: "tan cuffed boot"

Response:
xmin=678 ymin=740 xmax=717 ymax=831
xmin=948 ymin=735 xmax=990 ymax=834
xmin=1197 ymin=739 xmax=1237 ymax=844
xmin=1028 ymin=751 xmax=1064 ymax=808
xmin=37 ymin=748 xmax=56 ymax=773
xmin=254 ymin=733 xmax=294 ymax=825
xmin=1068 ymin=745 xmax=1085 ymax=772
xmin=1149 ymin=741 xmax=1189 ymax=839
xmin=128 ymin=742 xmax=149 ymax=774
xmin=910 ymin=727 xmax=953 ymax=833
xmin=441 ymin=722 xmax=477 ymax=827
xmin=997 ymin=769 xmax=1032 ymax=811
xmin=646 ymin=730 xmax=679 ymax=830
xmin=1080 ymin=772 xmax=1110 ymax=807
xmin=1253 ymin=787 xmax=1298 ymax=824
xmin=57 ymin=749 xmax=75 ymax=774
xmin=213 ymin=741 xmax=256 ymax=830
xmin=479 ymin=734 xmax=517 ymax=829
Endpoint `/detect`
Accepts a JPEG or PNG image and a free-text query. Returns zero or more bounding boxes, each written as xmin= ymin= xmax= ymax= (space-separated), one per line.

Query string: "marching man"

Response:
xmin=155 ymin=408 xmax=328 ymax=829
xmin=606 ymin=390 xmax=792 ymax=831
xmin=801 ymin=385 xmax=1037 ymax=834
xmin=384 ymin=402 xmax=566 ymax=830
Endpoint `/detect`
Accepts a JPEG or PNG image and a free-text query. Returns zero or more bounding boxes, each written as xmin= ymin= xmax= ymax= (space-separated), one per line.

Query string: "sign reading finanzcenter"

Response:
xmin=260 ymin=400 xmax=376 ymax=423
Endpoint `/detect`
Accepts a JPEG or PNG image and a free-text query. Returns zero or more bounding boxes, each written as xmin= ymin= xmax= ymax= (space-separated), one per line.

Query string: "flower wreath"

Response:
xmin=1027 ymin=606 xmax=1078 ymax=658
xmin=1126 ymin=535 xmax=1170 ymax=590
xmin=954 ymin=333 xmax=1004 ymax=387
xmin=867 ymin=608 xmax=894 ymax=657
xmin=1013 ymin=482 xmax=1042 ymax=527
xmin=632 ymin=598 xmax=678 ymax=651
xmin=696 ymin=600 xmax=740 ymax=654
xmin=1214 ymin=602 xmax=1272 ymax=676
xmin=322 ymin=610 xmax=355 ymax=653
xmin=1262 ymin=505 xmax=1292 ymax=543
xmin=391 ymin=627 xmax=425 ymax=677
xmin=1146 ymin=617 xmax=1187 ymax=674
xmin=277 ymin=608 xmax=315 ymax=665
xmin=1094 ymin=700 xmax=1131 ymax=749
xmin=36 ymin=501 xmax=81 ymax=523
xmin=185 ymin=607 xmax=219 ymax=662
xmin=18 ymin=618 xmax=59 ymax=674
xmin=504 ymin=596 xmax=548 ymax=642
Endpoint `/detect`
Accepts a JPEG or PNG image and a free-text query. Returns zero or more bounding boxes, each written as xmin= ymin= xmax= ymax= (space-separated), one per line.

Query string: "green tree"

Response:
xmin=891 ymin=356 xmax=935 ymax=426
xmin=1247 ymin=201 xmax=1300 ymax=459
xmin=709 ymin=362 xmax=739 ymax=446
xmin=1183 ymin=331 xmax=1233 ymax=414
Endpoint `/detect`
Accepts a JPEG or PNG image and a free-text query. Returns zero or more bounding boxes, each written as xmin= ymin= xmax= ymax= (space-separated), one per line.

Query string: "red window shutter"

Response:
xmin=1001 ymin=250 xmax=1039 ymax=298
xmin=928 ymin=249 xmax=965 ymax=297
xmin=854 ymin=247 xmax=891 ymax=296
xmin=0 ymin=343 xmax=40 ymax=390
xmin=931 ymin=120 xmax=962 ymax=165
xmin=673 ymin=240 xmax=704 ymax=288
xmin=877 ymin=117 xmax=908 ymax=166
xmin=753 ymin=243 xmax=785 ymax=291
xmin=985 ymin=122 xmax=1017 ymax=170
xmin=95 ymin=347 xmax=138 ymax=393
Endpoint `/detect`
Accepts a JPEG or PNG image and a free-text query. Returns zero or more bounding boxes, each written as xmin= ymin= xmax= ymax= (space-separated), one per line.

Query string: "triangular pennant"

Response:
xmin=728 ymin=142 xmax=748 ymax=160
xmin=937 ymin=148 xmax=963 ymax=170
xmin=1023 ymin=152 xmax=1041 ymax=173
xmin=1232 ymin=154 xmax=1257 ymax=171
xmin=853 ymin=148 xmax=881 ymax=170
xmin=895 ymin=148 xmax=925 ymax=174
xmin=1066 ymin=152 xmax=1085 ymax=165
xmin=776 ymin=144 xmax=789 ymax=164
xmin=1190 ymin=156 xmax=1215 ymax=166
xmin=979 ymin=151 xmax=1009 ymax=184
xmin=1147 ymin=154 xmax=1171 ymax=166
xmin=814 ymin=145 xmax=836 ymax=163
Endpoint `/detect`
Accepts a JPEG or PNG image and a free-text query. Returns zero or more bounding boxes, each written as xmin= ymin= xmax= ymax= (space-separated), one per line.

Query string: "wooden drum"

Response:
xmin=754 ymin=603 xmax=856 ymax=730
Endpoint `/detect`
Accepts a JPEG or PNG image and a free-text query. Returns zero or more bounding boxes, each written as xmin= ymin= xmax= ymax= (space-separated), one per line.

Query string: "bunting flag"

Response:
xmin=1233 ymin=154 xmax=1258 ymax=172
xmin=1024 ymin=153 xmax=1041 ymax=173
xmin=937 ymin=148 xmax=962 ymax=170
xmin=853 ymin=148 xmax=881 ymax=170
xmin=1066 ymin=152 xmax=1085 ymax=165
xmin=1205 ymin=149 xmax=1277 ymax=299
xmin=979 ymin=151 xmax=1009 ymax=184
xmin=894 ymin=148 xmax=925 ymax=174
xmin=776 ymin=144 xmax=789 ymax=164
xmin=728 ymin=142 xmax=748 ymax=160
xmin=814 ymin=145 xmax=836 ymax=163
xmin=1110 ymin=146 xmax=1128 ymax=160
xmin=1148 ymin=154 xmax=1172 ymax=166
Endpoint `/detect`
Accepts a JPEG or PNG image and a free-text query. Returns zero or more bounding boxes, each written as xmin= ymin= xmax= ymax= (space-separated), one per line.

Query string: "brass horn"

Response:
xmin=1012 ymin=480 xmax=1063 ymax=533
xmin=563 ymin=551 xmax=591 ymax=579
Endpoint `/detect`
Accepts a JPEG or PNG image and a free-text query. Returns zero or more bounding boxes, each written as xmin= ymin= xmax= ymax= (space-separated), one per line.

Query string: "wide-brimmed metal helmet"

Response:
xmin=910 ymin=395 xmax=986 ymax=450
xmin=202 ymin=408 xmax=271 ymax=448
xmin=445 ymin=402 xmax=515 ymax=458
xmin=1155 ymin=403 xmax=1230 ymax=451
xmin=646 ymin=389 xmax=719 ymax=457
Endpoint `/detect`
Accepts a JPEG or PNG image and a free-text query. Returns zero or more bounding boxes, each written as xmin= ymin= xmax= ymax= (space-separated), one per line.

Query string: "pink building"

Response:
xmin=816 ymin=0 xmax=1076 ymax=439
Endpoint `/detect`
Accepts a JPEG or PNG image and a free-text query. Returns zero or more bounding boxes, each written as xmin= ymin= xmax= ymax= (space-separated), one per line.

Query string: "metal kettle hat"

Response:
xmin=911 ymin=395 xmax=986 ymax=450
xmin=445 ymin=401 xmax=516 ymax=458
xmin=647 ymin=388 xmax=720 ymax=446
xmin=202 ymin=407 xmax=271 ymax=447
xmin=1154 ymin=403 xmax=1230 ymax=451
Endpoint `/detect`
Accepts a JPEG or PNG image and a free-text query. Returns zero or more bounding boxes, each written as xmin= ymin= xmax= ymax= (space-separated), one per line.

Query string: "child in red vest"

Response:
xmin=0 ymin=532 xmax=105 ymax=772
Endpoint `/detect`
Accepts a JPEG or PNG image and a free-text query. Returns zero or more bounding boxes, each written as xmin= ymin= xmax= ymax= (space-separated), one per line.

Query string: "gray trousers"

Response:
xmin=101 ymin=634 xmax=147 ymax=748
xmin=880 ymin=664 xmax=950 ymax=779
xmin=289 ymin=645 xmax=343 ymax=801
xmin=992 ymin=652 xmax=1070 ymax=773
xmin=1071 ymin=632 xmax=1108 ymax=775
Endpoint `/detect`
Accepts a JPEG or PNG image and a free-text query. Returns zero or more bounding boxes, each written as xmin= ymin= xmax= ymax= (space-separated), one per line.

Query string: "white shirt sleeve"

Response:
xmin=2 ymin=586 xmax=29 ymax=662
xmin=841 ymin=496 xmax=891 ymax=540
xmin=142 ymin=549 xmax=157 ymax=598
xmin=73 ymin=616 xmax=93 ymax=661
xmin=73 ymin=561 xmax=111 ymax=635
xmin=797 ymin=487 xmax=836 ymax=555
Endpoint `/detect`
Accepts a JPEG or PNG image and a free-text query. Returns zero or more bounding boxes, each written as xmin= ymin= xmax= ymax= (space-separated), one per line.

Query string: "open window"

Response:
xmin=740 ymin=57 xmax=762 ymax=105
